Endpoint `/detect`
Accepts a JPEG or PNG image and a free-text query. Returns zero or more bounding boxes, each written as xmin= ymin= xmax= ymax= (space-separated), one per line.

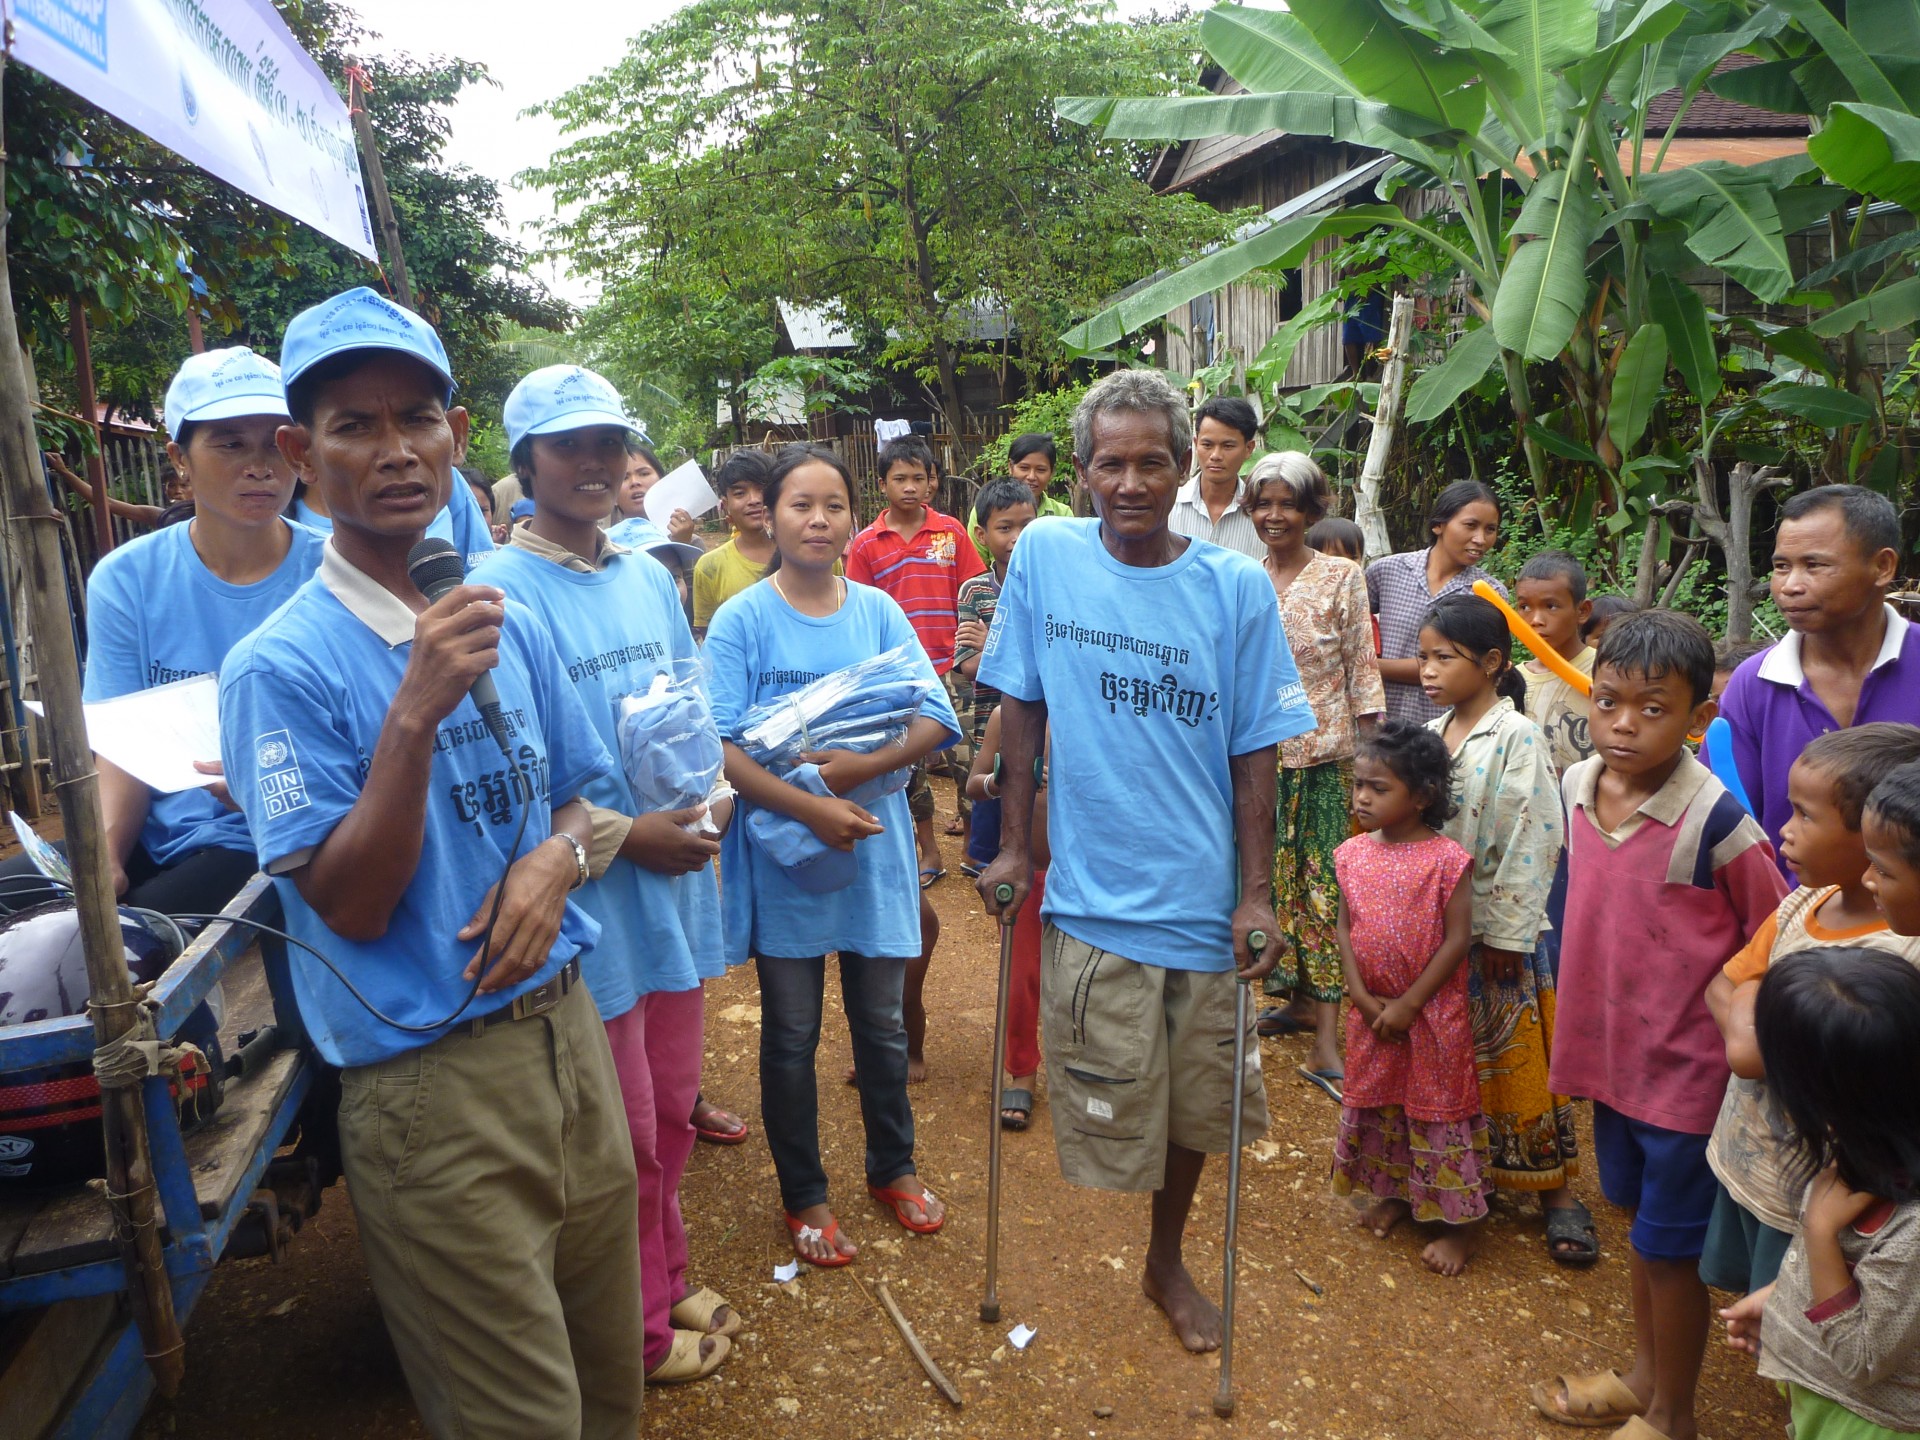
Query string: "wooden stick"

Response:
xmin=0 ymin=59 xmax=186 ymax=1396
xmin=1353 ymin=294 xmax=1415 ymax=564
xmin=867 ymin=1278 xmax=963 ymax=1408
xmin=349 ymin=72 xmax=414 ymax=311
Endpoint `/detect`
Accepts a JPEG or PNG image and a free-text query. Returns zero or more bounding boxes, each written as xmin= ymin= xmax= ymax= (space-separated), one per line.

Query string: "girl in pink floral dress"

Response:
xmin=1333 ymin=719 xmax=1489 ymax=1275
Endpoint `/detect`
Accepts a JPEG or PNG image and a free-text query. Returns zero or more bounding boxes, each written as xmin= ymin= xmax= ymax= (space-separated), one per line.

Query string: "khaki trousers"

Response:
xmin=338 ymin=983 xmax=643 ymax=1439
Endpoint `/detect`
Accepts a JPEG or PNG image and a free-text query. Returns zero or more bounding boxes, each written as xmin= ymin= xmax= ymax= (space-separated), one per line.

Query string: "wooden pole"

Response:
xmin=1354 ymin=294 xmax=1415 ymax=562
xmin=186 ymin=305 xmax=205 ymax=354
xmin=0 ymin=60 xmax=187 ymax=1394
xmin=348 ymin=69 xmax=414 ymax=311
xmin=66 ymin=303 xmax=117 ymax=560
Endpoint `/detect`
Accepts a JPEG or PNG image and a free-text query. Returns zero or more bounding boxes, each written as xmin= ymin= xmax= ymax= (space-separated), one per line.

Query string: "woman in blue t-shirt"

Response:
xmin=704 ymin=445 xmax=960 ymax=1268
xmin=1 ymin=348 xmax=323 ymax=916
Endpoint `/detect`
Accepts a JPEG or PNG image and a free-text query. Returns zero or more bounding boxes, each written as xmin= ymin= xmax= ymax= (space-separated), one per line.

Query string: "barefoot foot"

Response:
xmin=907 ymin=1054 xmax=928 ymax=1084
xmin=1142 ymin=1256 xmax=1223 ymax=1353
xmin=1420 ymin=1223 xmax=1481 ymax=1276
xmin=1357 ymin=1198 xmax=1410 ymax=1239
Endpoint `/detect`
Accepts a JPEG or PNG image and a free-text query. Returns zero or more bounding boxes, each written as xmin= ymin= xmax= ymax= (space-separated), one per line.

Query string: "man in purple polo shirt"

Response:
xmin=1719 ymin=484 xmax=1915 ymax=873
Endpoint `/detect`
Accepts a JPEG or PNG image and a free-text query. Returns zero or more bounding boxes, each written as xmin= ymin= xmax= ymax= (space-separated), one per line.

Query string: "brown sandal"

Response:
xmin=1529 ymin=1370 xmax=1646 ymax=1428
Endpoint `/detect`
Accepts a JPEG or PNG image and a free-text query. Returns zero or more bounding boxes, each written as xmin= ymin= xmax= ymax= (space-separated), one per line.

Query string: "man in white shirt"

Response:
xmin=1167 ymin=395 xmax=1262 ymax=558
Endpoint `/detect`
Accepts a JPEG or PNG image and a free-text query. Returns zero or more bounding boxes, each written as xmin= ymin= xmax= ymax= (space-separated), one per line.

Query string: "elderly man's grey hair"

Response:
xmin=1070 ymin=369 xmax=1193 ymax=466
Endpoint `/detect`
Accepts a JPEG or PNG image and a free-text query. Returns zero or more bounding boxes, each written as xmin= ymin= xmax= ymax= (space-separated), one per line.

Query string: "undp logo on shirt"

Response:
xmin=257 ymin=736 xmax=291 ymax=770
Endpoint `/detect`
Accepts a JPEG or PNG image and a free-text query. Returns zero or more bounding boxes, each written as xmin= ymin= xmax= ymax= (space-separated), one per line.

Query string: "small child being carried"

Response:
xmin=1332 ymin=719 xmax=1487 ymax=1275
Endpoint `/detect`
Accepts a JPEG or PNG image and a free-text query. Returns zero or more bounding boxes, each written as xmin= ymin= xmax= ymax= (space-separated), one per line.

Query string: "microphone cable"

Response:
xmin=0 ymin=791 xmax=543 ymax=1034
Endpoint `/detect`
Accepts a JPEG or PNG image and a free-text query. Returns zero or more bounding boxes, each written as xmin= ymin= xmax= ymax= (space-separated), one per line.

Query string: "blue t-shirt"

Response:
xmin=676 ymin=865 xmax=727 ymax=980
xmin=470 ymin=543 xmax=713 ymax=1011
xmin=977 ymin=518 xmax=1316 ymax=971
xmin=217 ymin=581 xmax=613 ymax=1067
xmin=292 ymin=479 xmax=495 ymax=569
xmin=704 ymin=578 xmax=960 ymax=964
xmin=83 ymin=519 xmax=326 ymax=866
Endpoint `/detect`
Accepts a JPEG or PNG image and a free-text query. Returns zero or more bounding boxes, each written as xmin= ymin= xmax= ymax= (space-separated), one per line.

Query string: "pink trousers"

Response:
xmin=602 ymin=984 xmax=704 ymax=1373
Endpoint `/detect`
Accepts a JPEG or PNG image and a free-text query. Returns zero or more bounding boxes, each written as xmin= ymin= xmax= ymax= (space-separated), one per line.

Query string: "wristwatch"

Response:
xmin=549 ymin=832 xmax=590 ymax=890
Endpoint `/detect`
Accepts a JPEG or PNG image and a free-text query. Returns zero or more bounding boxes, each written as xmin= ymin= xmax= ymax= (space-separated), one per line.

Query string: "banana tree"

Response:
xmin=1707 ymin=0 xmax=1920 ymax=497
xmin=1058 ymin=0 xmax=1846 ymax=580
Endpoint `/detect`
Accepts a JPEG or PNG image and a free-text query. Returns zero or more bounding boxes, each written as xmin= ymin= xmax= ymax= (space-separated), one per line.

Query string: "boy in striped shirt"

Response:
xmin=846 ymin=436 xmax=987 ymax=879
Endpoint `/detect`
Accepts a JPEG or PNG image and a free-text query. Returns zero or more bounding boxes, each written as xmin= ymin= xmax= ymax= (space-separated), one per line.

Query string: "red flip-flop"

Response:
xmin=784 ymin=1211 xmax=855 ymax=1268
xmin=868 ymin=1183 xmax=946 ymax=1235
xmin=693 ymin=1106 xmax=750 ymax=1146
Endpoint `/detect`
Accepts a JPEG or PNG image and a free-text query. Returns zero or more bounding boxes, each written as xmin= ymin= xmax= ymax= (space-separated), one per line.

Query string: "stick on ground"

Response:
xmin=861 ymin=1277 xmax=963 ymax=1408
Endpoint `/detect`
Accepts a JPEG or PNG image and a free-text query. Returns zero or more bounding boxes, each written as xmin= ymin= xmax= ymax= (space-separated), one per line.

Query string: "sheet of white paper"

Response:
xmin=643 ymin=460 xmax=720 ymax=525
xmin=1008 ymin=1324 xmax=1036 ymax=1350
xmin=772 ymin=1260 xmax=800 ymax=1283
xmin=27 ymin=675 xmax=222 ymax=793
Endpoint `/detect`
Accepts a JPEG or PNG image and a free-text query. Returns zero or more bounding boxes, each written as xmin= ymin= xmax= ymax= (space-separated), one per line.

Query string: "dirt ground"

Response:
xmin=132 ymin=782 xmax=1786 ymax=1440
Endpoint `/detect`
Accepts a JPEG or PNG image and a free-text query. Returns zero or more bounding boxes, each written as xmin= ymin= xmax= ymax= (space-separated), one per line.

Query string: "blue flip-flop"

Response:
xmin=1297 ymin=1065 xmax=1344 ymax=1101
xmin=918 ymin=866 xmax=947 ymax=889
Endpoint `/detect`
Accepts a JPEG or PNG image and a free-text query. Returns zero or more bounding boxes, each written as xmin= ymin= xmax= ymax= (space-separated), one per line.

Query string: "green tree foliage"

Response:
xmin=528 ymin=0 xmax=1236 ymax=433
xmin=1062 ymin=0 xmax=1918 ymax=635
xmin=8 ymin=0 xmax=563 ymax=433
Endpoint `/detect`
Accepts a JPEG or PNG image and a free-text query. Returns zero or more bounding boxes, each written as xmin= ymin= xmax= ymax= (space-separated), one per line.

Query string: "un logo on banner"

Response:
xmin=180 ymin=70 xmax=199 ymax=126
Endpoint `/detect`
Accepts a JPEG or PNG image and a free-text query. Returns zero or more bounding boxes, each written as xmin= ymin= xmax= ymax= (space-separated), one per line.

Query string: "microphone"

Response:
xmin=407 ymin=537 xmax=512 ymax=754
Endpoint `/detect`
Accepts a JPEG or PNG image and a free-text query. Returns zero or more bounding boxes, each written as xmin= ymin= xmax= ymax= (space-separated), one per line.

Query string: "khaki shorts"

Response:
xmin=1040 ymin=924 xmax=1268 ymax=1192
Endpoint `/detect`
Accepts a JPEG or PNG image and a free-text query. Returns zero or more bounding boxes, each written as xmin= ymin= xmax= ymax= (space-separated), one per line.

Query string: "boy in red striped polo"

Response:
xmin=845 ymin=437 xmax=987 ymax=878
xmin=845 ymin=437 xmax=987 ymax=670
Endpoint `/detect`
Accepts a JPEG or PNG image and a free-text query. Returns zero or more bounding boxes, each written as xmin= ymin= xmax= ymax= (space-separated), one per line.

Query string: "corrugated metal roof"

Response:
xmin=1103 ymin=154 xmax=1394 ymax=308
xmin=1648 ymin=55 xmax=1811 ymax=137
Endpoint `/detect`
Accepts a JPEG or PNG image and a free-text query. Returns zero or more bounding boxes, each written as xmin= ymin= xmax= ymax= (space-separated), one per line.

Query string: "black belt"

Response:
xmin=467 ymin=957 xmax=581 ymax=1037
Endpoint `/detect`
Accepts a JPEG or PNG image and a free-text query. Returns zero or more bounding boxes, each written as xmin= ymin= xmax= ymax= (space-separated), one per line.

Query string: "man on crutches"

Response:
xmin=975 ymin=369 xmax=1317 ymax=1362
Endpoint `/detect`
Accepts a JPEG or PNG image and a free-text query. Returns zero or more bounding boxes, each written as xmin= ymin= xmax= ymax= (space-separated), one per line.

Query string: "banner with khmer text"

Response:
xmin=7 ymin=0 xmax=378 ymax=259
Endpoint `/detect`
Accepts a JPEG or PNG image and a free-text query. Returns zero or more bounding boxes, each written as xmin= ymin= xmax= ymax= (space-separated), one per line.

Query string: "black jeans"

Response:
xmin=0 ymin=842 xmax=258 ymax=918
xmin=756 ymin=950 xmax=916 ymax=1213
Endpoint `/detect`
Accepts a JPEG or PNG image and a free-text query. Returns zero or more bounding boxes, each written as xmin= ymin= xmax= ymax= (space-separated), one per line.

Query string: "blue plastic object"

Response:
xmin=616 ymin=667 xmax=725 ymax=815
xmin=1704 ymin=716 xmax=1754 ymax=816
xmin=733 ymin=646 xmax=933 ymax=883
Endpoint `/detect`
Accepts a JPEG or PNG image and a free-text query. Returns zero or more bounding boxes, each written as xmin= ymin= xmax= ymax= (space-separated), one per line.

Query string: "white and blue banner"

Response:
xmin=6 ymin=0 xmax=378 ymax=259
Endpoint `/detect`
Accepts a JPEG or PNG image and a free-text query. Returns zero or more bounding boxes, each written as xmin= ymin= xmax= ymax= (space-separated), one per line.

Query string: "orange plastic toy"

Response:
xmin=1471 ymin=580 xmax=1592 ymax=697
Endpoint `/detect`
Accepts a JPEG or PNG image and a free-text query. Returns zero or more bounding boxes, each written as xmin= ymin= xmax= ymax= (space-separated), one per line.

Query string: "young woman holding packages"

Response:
xmin=704 ymin=444 xmax=961 ymax=1267
xmin=470 ymin=365 xmax=738 ymax=1385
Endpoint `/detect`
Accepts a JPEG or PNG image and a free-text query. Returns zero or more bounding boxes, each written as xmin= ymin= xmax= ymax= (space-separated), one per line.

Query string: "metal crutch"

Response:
xmin=1213 ymin=929 xmax=1266 ymax=1419
xmin=980 ymin=880 xmax=1017 ymax=1323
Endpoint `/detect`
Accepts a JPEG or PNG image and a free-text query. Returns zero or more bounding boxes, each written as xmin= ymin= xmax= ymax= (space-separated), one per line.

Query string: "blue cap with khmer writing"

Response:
xmin=278 ymin=286 xmax=454 ymax=399
xmin=503 ymin=365 xmax=645 ymax=453
xmin=161 ymin=347 xmax=289 ymax=440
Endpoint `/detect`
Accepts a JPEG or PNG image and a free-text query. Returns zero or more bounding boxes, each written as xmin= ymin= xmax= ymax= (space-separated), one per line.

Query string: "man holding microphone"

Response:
xmin=218 ymin=288 xmax=642 ymax=1438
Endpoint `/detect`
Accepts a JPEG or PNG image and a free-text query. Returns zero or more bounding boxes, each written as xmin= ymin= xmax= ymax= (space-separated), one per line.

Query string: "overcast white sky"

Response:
xmin=363 ymin=0 xmax=1174 ymax=309
xmin=365 ymin=1 xmax=687 ymax=305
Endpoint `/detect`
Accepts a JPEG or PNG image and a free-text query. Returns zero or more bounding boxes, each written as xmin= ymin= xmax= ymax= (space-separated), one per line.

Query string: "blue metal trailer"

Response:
xmin=0 ymin=876 xmax=333 ymax=1437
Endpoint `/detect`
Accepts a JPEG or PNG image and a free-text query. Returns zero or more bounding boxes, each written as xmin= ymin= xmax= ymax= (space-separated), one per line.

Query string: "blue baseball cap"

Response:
xmin=504 ymin=365 xmax=645 ymax=453
xmin=638 ymin=536 xmax=705 ymax=571
xmin=162 ymin=347 xmax=288 ymax=440
xmin=278 ymin=286 xmax=454 ymax=400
